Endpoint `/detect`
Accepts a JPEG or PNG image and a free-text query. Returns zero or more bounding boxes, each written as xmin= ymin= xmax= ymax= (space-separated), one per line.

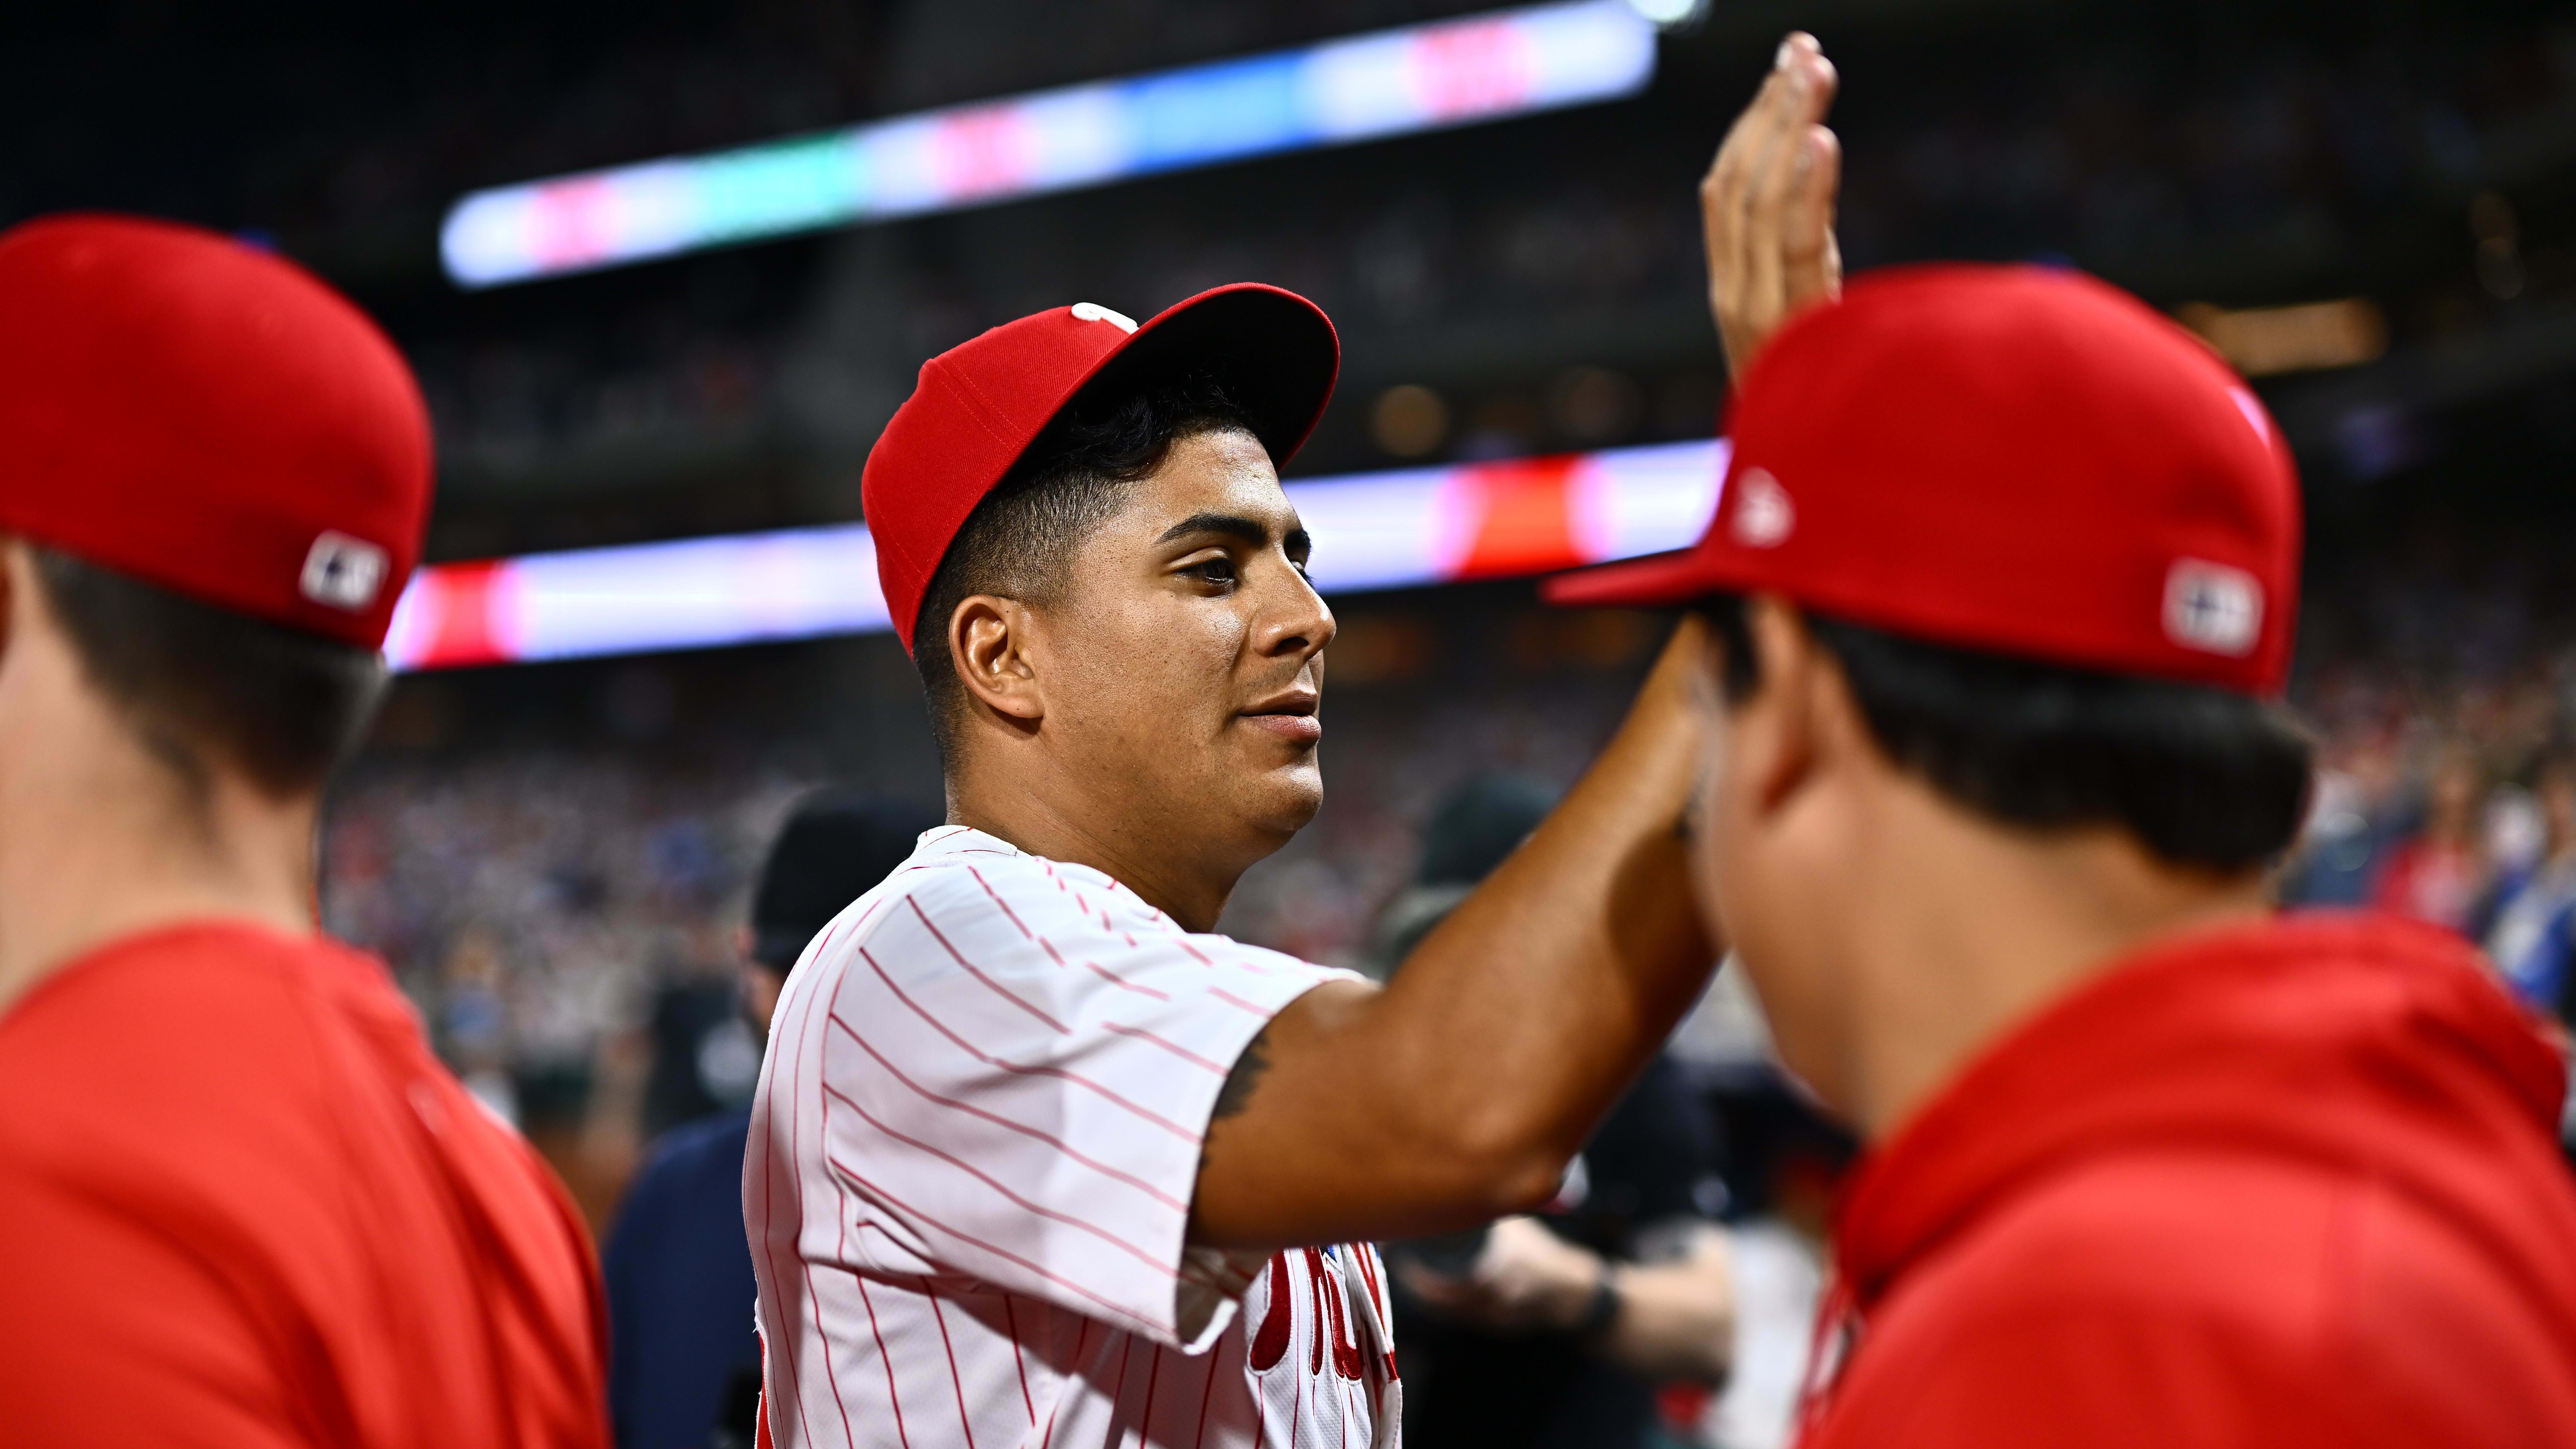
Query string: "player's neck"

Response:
xmin=0 ymin=656 xmax=318 ymax=1016
xmin=945 ymin=760 xmax=1244 ymax=933
xmin=1833 ymin=784 xmax=2272 ymax=1142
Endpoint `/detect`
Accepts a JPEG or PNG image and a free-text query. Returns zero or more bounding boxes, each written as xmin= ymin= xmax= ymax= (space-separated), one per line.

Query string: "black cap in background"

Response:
xmin=750 ymin=791 xmax=943 ymax=969
xmin=1418 ymin=774 xmax=1561 ymax=888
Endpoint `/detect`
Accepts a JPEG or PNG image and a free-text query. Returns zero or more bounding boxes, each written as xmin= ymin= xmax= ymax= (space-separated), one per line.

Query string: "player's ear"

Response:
xmin=950 ymin=594 xmax=1047 ymax=725
xmin=1739 ymin=595 xmax=1826 ymax=816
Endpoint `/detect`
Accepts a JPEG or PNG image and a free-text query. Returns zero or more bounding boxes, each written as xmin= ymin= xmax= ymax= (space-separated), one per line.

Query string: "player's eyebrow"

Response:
xmin=1157 ymin=511 xmax=1314 ymax=565
xmin=1157 ymin=512 xmax=1277 ymax=549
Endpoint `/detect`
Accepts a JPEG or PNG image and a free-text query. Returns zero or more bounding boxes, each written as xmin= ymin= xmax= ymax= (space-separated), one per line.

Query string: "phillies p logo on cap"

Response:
xmin=861 ymin=284 xmax=1339 ymax=654
xmin=1069 ymin=302 xmax=1138 ymax=331
xmin=1729 ymin=469 xmax=1796 ymax=549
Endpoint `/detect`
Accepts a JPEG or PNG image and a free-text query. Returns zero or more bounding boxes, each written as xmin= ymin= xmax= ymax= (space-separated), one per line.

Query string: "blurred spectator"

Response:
xmin=2485 ymin=755 xmax=2576 ymax=1025
xmin=604 ymin=791 xmax=937 ymax=1449
xmin=2370 ymin=749 xmax=2491 ymax=932
xmin=1378 ymin=777 xmax=1734 ymax=1449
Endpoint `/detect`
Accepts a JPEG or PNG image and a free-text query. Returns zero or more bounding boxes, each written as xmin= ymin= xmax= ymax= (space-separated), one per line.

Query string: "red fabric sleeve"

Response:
xmin=1804 ymin=1303 xmax=2356 ymax=1449
xmin=0 ymin=1167 xmax=310 ymax=1447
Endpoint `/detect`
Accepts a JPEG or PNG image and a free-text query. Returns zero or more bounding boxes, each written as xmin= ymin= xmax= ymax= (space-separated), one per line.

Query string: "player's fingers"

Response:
xmin=1702 ymin=40 xmax=1810 ymax=298
xmin=1701 ymin=77 xmax=1786 ymax=313
xmin=1739 ymin=105 xmax=1809 ymax=331
xmin=1782 ymin=126 xmax=1844 ymax=313
xmin=1731 ymin=44 xmax=1818 ymax=228
xmin=1702 ymin=36 xmax=1813 ymax=209
xmin=1797 ymin=43 xmax=1839 ymax=125
xmin=1743 ymin=44 xmax=1838 ymax=325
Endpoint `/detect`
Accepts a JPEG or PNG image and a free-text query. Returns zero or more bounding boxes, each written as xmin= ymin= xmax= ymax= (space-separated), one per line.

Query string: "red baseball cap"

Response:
xmin=0 ymin=214 xmax=430 ymax=650
xmin=1547 ymin=264 xmax=2302 ymax=695
xmin=863 ymin=283 xmax=1339 ymax=654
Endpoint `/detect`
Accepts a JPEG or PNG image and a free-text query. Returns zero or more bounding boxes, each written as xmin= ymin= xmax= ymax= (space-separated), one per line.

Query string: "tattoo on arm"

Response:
xmin=1211 ymin=1026 xmax=1273 ymax=1124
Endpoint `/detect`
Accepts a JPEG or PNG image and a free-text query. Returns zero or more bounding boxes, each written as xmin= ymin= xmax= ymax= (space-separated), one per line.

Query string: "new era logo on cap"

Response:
xmin=300 ymin=530 xmax=390 ymax=612
xmin=2163 ymin=559 xmax=2263 ymax=658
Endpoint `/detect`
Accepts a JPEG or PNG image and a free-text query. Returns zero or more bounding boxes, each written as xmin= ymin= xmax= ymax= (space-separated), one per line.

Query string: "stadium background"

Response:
xmin=8 ymin=0 xmax=2574 ymax=1439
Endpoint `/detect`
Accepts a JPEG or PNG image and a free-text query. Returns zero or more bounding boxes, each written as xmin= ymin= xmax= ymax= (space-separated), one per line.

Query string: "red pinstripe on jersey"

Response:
xmin=855 ymin=947 xmax=1201 ymax=1141
xmin=829 ymin=1016 xmax=1191 ymax=1212
xmin=747 ymin=827 xmax=1399 ymax=1449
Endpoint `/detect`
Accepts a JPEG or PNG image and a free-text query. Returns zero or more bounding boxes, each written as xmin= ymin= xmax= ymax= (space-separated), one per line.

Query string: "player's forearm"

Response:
xmin=1366 ymin=616 xmax=1719 ymax=1200
xmin=1191 ymin=622 xmax=1716 ymax=1248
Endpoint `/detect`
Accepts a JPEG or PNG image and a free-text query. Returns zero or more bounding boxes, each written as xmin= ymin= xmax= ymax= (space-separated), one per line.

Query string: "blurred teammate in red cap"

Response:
xmin=1552 ymin=55 xmax=2576 ymax=1449
xmin=743 ymin=38 xmax=1855 ymax=1449
xmin=0 ymin=217 xmax=609 ymax=1446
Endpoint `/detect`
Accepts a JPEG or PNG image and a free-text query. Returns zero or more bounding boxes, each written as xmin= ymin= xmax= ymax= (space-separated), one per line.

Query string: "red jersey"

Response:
xmin=1801 ymin=913 xmax=2576 ymax=1448
xmin=0 ymin=921 xmax=610 ymax=1448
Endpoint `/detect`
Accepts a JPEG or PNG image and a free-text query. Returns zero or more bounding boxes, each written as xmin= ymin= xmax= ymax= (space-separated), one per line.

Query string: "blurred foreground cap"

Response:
xmin=1546 ymin=264 xmax=2302 ymax=695
xmin=0 ymin=214 xmax=431 ymax=649
xmin=863 ymin=284 xmax=1339 ymax=655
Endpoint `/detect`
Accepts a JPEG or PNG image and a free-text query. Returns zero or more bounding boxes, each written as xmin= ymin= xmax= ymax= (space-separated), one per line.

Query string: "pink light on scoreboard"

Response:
xmin=385 ymin=438 xmax=1725 ymax=672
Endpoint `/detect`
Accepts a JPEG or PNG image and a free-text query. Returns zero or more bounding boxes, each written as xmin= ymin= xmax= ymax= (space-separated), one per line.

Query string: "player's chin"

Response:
xmin=1239 ymin=760 xmax=1324 ymax=837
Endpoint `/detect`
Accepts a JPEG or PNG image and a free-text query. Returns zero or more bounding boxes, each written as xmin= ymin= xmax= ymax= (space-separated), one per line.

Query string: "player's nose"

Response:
xmin=1252 ymin=563 xmax=1335 ymax=662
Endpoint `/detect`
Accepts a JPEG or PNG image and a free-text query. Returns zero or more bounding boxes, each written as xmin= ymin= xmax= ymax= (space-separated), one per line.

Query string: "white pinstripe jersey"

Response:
xmin=747 ymin=826 xmax=1401 ymax=1449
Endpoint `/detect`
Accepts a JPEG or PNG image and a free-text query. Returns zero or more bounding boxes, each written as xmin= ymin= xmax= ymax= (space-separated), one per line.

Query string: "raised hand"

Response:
xmin=1701 ymin=33 xmax=1843 ymax=382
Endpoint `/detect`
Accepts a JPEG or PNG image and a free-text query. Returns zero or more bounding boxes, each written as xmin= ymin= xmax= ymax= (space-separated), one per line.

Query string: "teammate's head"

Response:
xmin=863 ymin=287 xmax=1341 ymax=887
xmin=1551 ymin=264 xmax=2308 ymax=1117
xmin=0 ymin=215 xmax=429 ymax=811
xmin=742 ymin=790 xmax=941 ymax=1031
xmin=25 ymin=550 xmax=389 ymax=799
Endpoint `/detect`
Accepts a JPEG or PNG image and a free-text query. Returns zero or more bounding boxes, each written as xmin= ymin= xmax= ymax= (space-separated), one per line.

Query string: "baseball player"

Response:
xmin=744 ymin=38 xmax=1846 ymax=1449
xmin=0 ymin=217 xmax=610 ymax=1446
xmin=1549 ymin=146 xmax=2576 ymax=1449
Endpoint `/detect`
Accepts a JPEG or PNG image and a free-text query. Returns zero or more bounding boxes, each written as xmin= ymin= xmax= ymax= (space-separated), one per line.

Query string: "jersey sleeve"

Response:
xmin=799 ymin=856 xmax=1353 ymax=1351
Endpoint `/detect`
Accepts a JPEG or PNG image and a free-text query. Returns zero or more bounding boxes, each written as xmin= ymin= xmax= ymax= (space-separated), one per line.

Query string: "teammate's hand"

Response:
xmin=1702 ymin=33 xmax=1842 ymax=382
xmin=1396 ymin=1216 xmax=1607 ymax=1332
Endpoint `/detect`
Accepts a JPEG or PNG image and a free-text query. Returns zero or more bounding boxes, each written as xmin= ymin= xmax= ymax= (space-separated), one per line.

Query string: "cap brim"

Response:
xmin=1076 ymin=283 xmax=1341 ymax=468
xmin=1541 ymin=548 xmax=1726 ymax=610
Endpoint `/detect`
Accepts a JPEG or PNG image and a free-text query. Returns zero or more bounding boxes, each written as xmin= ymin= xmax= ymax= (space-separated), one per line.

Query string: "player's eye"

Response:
xmin=1189 ymin=555 xmax=1239 ymax=585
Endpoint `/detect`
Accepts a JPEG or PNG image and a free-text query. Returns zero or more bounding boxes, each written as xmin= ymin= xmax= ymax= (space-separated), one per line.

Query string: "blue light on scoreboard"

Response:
xmin=440 ymin=0 xmax=1657 ymax=288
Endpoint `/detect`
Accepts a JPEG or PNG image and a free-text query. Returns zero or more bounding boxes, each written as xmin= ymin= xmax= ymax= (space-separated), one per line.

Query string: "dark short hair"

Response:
xmin=750 ymin=791 xmax=944 ymax=968
xmin=33 ymin=546 xmax=387 ymax=799
xmin=1697 ymin=593 xmax=2313 ymax=872
xmin=909 ymin=372 xmax=1259 ymax=756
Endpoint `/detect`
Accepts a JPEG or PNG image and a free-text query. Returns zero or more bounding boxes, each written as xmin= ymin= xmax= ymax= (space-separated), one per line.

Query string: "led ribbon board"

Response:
xmin=441 ymin=0 xmax=1657 ymax=287
xmin=386 ymin=438 xmax=1726 ymax=670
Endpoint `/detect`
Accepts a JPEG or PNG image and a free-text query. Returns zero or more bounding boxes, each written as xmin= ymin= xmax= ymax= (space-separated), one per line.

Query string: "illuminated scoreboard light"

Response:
xmin=384 ymin=438 xmax=1727 ymax=671
xmin=441 ymin=0 xmax=1658 ymax=287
